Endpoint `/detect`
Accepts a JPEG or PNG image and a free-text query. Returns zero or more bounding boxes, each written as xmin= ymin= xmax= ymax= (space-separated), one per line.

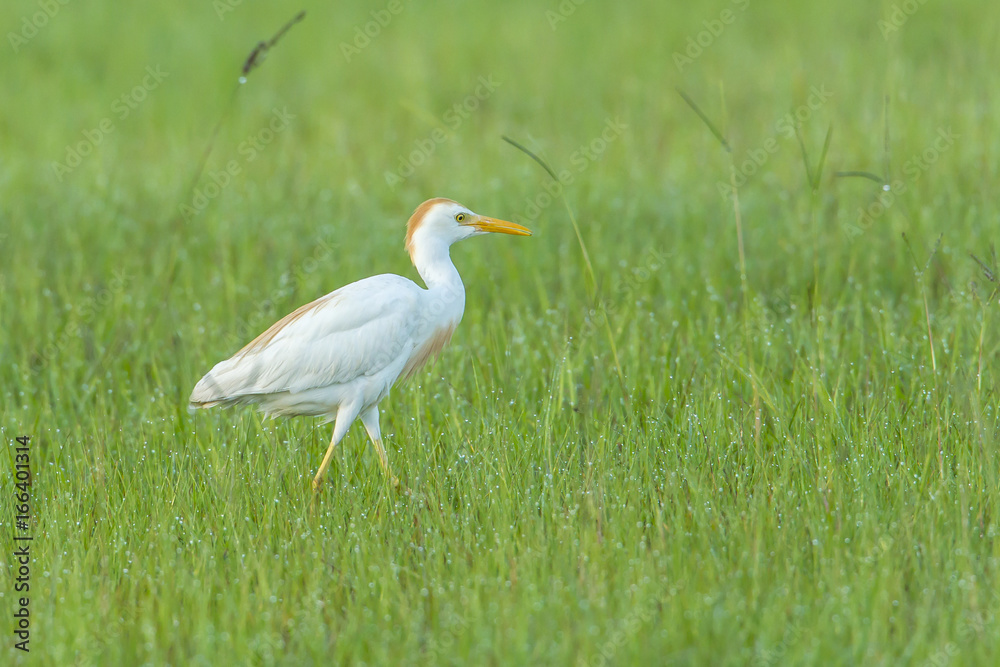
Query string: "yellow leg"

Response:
xmin=313 ymin=405 xmax=359 ymax=492
xmin=312 ymin=435 xmax=338 ymax=491
xmin=361 ymin=406 xmax=399 ymax=487
xmin=371 ymin=437 xmax=399 ymax=487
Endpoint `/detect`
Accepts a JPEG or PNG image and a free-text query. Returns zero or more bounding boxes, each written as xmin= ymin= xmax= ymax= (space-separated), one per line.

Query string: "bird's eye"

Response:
xmin=455 ymin=213 xmax=466 ymax=222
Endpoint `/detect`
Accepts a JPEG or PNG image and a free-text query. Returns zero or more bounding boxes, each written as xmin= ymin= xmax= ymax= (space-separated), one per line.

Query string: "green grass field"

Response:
xmin=3 ymin=0 xmax=1000 ymax=664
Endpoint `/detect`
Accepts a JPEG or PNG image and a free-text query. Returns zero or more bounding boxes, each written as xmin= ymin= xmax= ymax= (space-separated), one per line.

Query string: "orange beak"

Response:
xmin=465 ymin=215 xmax=532 ymax=236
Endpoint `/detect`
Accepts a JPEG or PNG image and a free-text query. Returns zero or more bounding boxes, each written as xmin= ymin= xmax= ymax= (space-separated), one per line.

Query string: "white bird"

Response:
xmin=189 ymin=198 xmax=531 ymax=490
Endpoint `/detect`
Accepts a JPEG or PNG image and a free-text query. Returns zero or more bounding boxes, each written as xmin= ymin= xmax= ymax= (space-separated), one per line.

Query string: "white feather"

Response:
xmin=190 ymin=274 xmax=425 ymax=417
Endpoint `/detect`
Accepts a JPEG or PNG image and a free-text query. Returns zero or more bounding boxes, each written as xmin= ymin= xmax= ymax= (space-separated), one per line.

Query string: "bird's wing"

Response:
xmin=191 ymin=274 xmax=423 ymax=403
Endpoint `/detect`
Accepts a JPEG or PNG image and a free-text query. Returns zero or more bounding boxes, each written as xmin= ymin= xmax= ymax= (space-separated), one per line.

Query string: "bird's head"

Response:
xmin=405 ymin=198 xmax=531 ymax=259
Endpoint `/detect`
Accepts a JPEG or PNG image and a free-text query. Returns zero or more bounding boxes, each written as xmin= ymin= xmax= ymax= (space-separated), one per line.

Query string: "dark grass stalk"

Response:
xmin=969 ymin=249 xmax=998 ymax=471
xmin=903 ymin=232 xmax=943 ymax=478
xmin=794 ymin=121 xmax=835 ymax=455
xmin=177 ymin=10 xmax=306 ymax=220
xmin=969 ymin=249 xmax=999 ymax=397
xmin=833 ymin=171 xmax=886 ymax=184
xmin=835 ymin=97 xmax=892 ymax=189
xmin=793 ymin=123 xmax=833 ymax=315
xmin=883 ymin=95 xmax=892 ymax=190
xmin=795 ymin=123 xmax=833 ymax=193
xmin=157 ymin=11 xmax=306 ymax=335
xmin=502 ymin=135 xmax=628 ymax=403
xmin=902 ymin=233 xmax=941 ymax=373
xmin=501 ymin=136 xmax=596 ymax=292
xmin=675 ymin=88 xmax=731 ymax=153
xmin=677 ymin=87 xmax=764 ymax=456
xmin=675 ymin=89 xmax=748 ymax=304
xmin=835 ymin=96 xmax=892 ymax=190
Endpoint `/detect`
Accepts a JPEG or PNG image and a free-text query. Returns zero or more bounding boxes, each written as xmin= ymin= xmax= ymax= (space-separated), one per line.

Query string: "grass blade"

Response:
xmin=676 ymin=88 xmax=731 ymax=153
xmin=834 ymin=170 xmax=886 ymax=185
xmin=794 ymin=123 xmax=816 ymax=190
xmin=502 ymin=135 xmax=559 ymax=182
xmin=815 ymin=124 xmax=834 ymax=188
xmin=502 ymin=134 xmax=628 ymax=402
xmin=502 ymin=135 xmax=595 ymax=290
xmin=180 ymin=10 xmax=307 ymax=216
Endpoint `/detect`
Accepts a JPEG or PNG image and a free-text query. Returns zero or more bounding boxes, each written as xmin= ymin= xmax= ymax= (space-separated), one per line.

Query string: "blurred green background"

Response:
xmin=2 ymin=0 xmax=999 ymax=664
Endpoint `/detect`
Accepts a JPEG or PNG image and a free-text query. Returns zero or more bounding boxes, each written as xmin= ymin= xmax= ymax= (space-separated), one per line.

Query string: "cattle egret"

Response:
xmin=189 ymin=198 xmax=531 ymax=490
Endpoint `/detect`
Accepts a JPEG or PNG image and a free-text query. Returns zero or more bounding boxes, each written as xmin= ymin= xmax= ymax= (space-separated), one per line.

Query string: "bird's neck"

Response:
xmin=411 ymin=238 xmax=465 ymax=299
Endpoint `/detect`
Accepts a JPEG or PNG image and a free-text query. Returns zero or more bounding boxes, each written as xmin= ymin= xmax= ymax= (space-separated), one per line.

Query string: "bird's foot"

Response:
xmin=384 ymin=473 xmax=413 ymax=496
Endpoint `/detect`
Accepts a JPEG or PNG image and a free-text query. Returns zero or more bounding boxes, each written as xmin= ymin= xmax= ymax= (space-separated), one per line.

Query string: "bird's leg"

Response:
xmin=313 ymin=405 xmax=359 ymax=492
xmin=360 ymin=406 xmax=399 ymax=487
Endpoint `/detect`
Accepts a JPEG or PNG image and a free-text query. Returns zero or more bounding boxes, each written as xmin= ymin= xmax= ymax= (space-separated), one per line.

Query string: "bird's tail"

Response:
xmin=189 ymin=359 xmax=243 ymax=409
